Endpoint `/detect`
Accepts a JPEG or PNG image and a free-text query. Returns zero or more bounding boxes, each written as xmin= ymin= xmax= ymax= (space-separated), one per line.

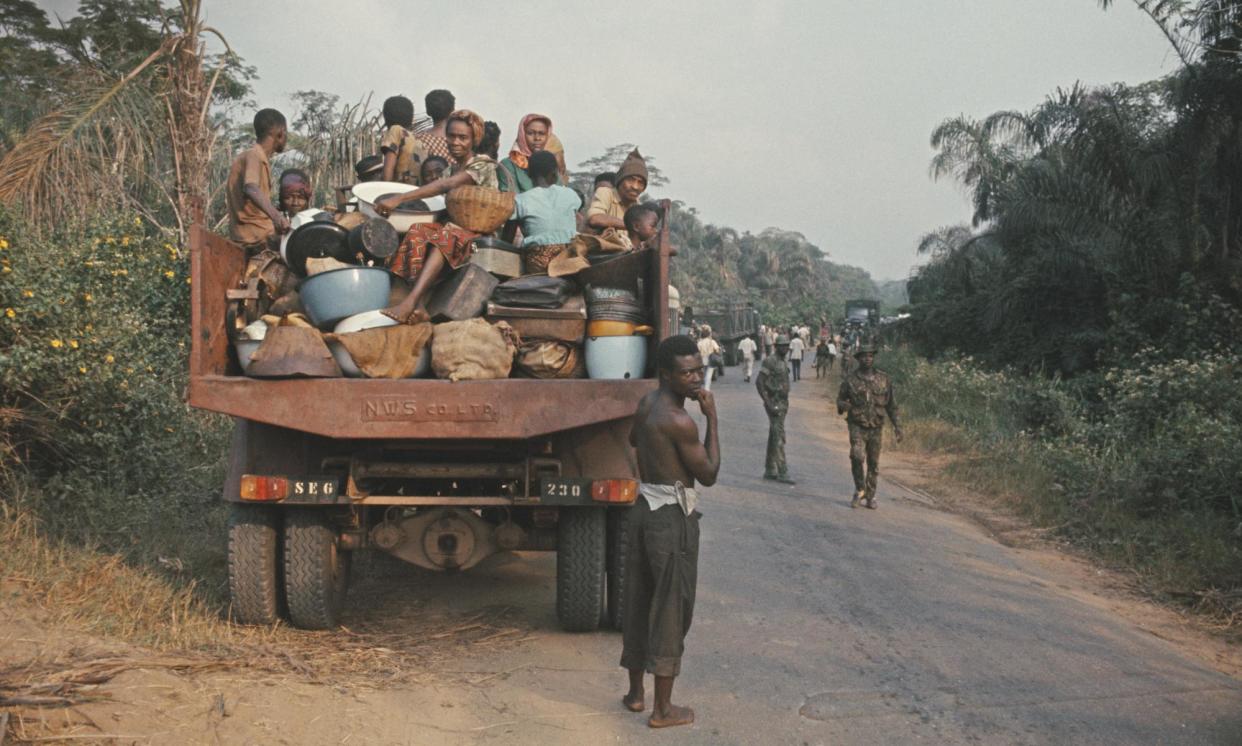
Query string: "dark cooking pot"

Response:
xmin=348 ymin=217 xmax=400 ymax=263
xmin=283 ymin=220 xmax=353 ymax=277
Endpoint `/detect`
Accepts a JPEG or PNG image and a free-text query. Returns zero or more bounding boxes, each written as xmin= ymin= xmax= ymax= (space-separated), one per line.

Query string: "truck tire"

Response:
xmin=283 ymin=509 xmax=351 ymax=630
xmin=606 ymin=508 xmax=629 ymax=631
xmin=227 ymin=504 xmax=282 ymax=625
xmin=557 ymin=508 xmax=605 ymax=632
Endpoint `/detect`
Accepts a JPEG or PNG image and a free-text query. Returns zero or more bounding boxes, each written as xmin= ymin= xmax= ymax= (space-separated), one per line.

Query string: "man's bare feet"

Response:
xmin=623 ymin=669 xmax=645 ymax=712
xmin=622 ymin=692 xmax=645 ymax=712
xmin=648 ymin=703 xmax=694 ymax=728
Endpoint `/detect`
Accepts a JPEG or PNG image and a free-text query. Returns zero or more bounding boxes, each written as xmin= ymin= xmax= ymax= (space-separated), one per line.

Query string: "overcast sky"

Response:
xmin=43 ymin=0 xmax=1178 ymax=280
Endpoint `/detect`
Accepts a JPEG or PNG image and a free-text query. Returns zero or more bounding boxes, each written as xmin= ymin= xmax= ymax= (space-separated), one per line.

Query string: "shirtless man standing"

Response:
xmin=621 ymin=335 xmax=721 ymax=729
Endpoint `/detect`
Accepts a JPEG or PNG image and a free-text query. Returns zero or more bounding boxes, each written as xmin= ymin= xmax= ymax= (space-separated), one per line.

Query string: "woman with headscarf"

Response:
xmin=499 ymin=114 xmax=559 ymax=194
xmin=374 ymin=110 xmax=500 ymax=323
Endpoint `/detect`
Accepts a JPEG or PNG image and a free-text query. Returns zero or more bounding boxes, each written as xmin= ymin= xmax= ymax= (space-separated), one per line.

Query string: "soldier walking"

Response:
xmin=756 ymin=335 xmax=795 ymax=484
xmin=836 ymin=344 xmax=902 ymax=509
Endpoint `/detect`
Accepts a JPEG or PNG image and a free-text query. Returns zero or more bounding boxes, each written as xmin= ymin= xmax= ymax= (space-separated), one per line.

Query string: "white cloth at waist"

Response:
xmin=640 ymin=482 xmax=698 ymax=515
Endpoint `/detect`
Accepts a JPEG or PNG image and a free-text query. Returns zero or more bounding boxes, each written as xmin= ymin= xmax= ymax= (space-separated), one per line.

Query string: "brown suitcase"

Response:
xmin=486 ymin=295 xmax=586 ymax=342
xmin=427 ymin=263 xmax=499 ymax=321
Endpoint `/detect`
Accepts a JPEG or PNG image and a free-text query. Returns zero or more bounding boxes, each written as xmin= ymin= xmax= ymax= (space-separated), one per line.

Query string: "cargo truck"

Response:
xmin=188 ymin=202 xmax=675 ymax=632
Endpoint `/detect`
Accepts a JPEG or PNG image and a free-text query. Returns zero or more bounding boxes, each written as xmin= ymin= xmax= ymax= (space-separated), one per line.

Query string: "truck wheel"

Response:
xmin=284 ymin=510 xmax=351 ymax=630
xmin=606 ymin=508 xmax=629 ymax=631
xmin=227 ymin=504 xmax=283 ymax=625
xmin=557 ymin=508 xmax=605 ymax=632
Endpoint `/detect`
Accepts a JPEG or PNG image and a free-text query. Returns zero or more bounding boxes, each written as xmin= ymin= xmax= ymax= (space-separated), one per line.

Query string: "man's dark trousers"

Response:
xmin=620 ymin=498 xmax=701 ymax=677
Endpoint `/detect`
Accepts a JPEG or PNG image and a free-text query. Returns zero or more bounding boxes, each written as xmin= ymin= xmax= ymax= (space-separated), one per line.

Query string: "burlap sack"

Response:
xmin=515 ymin=340 xmax=584 ymax=379
xmin=431 ymin=318 xmax=518 ymax=381
xmin=326 ymin=323 xmax=432 ymax=379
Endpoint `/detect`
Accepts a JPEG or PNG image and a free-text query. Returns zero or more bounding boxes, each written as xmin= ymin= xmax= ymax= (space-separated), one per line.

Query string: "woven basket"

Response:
xmin=445 ymin=162 xmax=516 ymax=234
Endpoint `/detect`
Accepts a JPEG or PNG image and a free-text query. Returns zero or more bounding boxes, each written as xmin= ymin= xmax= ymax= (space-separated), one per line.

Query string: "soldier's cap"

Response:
xmin=855 ymin=343 xmax=878 ymax=357
xmin=775 ymin=335 xmax=791 ymax=346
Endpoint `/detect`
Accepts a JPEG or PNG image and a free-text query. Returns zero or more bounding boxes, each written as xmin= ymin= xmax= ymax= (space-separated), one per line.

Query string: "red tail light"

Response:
xmin=592 ymin=479 xmax=638 ymax=504
xmin=239 ymin=475 xmax=289 ymax=501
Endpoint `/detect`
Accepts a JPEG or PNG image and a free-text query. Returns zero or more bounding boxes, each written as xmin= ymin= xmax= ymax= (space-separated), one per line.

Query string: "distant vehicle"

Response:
xmin=844 ymin=299 xmax=880 ymax=327
xmin=840 ymin=299 xmax=881 ymax=358
xmin=686 ymin=301 xmax=761 ymax=365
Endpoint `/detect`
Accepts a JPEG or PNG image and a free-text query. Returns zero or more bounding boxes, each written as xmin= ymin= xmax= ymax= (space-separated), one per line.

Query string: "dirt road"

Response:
xmin=5 ymin=365 xmax=1241 ymax=744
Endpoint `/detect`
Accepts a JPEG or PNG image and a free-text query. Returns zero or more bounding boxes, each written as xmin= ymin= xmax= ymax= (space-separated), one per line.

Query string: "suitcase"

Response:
xmin=427 ymin=263 xmax=499 ymax=321
xmin=485 ymin=295 xmax=587 ymax=342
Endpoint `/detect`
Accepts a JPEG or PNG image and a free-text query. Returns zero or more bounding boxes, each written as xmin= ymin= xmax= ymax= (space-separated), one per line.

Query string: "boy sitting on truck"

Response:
xmin=505 ymin=151 xmax=580 ymax=274
xmin=226 ymin=108 xmax=290 ymax=254
xmin=380 ymin=95 xmax=426 ymax=185
xmin=624 ymin=202 xmax=662 ymax=249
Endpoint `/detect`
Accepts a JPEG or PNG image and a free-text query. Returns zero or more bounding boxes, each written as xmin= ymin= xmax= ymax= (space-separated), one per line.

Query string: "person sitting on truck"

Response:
xmin=354 ymin=154 xmax=385 ymax=183
xmin=622 ymin=334 xmax=719 ymax=729
xmin=476 ymin=120 xmax=502 ymax=160
xmin=624 ymin=202 xmax=662 ymax=249
xmin=504 ymin=151 xmax=580 ymax=274
xmin=278 ymin=168 xmax=312 ymax=216
xmin=416 ymin=89 xmax=455 ymax=161
xmin=588 ymin=149 xmax=647 ymax=233
xmin=499 ymin=113 xmax=558 ymax=193
xmin=379 ymin=95 xmax=426 ymax=185
xmin=374 ymin=110 xmax=499 ymax=323
xmin=419 ymin=155 xmax=448 ymax=185
xmin=593 ymin=172 xmax=616 ymax=192
xmin=226 ymin=108 xmax=290 ymax=254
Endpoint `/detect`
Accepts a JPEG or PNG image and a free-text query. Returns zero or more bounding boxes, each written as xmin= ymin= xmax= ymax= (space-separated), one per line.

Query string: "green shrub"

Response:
xmin=0 ymin=207 xmax=229 ymax=562
xmin=891 ymin=344 xmax=1242 ymax=621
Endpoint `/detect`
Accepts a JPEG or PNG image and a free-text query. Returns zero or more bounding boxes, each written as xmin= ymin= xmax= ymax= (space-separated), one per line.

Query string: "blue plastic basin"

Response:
xmin=298 ymin=267 xmax=393 ymax=327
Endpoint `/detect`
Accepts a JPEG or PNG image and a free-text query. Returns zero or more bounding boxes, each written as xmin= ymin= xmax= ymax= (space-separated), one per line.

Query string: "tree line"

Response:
xmin=908 ymin=0 xmax=1242 ymax=375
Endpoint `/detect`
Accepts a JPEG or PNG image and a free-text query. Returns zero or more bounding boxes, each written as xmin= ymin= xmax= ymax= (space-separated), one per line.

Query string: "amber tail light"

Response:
xmin=591 ymin=479 xmax=638 ymax=504
xmin=239 ymin=475 xmax=289 ymax=501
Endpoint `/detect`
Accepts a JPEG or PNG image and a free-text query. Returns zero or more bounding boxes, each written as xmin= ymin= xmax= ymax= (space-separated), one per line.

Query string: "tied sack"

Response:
xmin=432 ymin=318 xmax=518 ymax=381
xmin=516 ymin=340 xmax=584 ymax=379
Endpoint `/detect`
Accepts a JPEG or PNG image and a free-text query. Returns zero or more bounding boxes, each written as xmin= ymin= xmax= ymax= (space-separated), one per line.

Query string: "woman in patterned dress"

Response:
xmin=374 ymin=110 xmax=499 ymax=322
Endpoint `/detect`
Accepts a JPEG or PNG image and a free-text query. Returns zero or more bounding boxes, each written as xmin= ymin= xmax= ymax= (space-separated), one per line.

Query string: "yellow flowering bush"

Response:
xmin=0 ymin=206 xmax=228 ymax=540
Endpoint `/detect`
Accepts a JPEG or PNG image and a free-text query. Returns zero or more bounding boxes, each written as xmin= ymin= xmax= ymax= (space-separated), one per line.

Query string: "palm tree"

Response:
xmin=0 ymin=0 xmax=234 ymax=239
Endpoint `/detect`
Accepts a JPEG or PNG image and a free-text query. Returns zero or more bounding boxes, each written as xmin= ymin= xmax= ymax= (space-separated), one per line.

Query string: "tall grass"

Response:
xmin=884 ymin=346 xmax=1242 ymax=625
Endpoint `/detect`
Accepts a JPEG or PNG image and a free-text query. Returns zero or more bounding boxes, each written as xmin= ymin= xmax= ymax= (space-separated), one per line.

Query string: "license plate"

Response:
xmin=288 ymin=477 xmax=339 ymax=503
xmin=540 ymin=477 xmax=592 ymax=504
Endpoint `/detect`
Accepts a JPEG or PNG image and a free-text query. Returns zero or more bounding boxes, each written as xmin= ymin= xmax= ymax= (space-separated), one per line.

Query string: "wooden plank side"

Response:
xmin=188 ymin=225 xmax=243 ymax=381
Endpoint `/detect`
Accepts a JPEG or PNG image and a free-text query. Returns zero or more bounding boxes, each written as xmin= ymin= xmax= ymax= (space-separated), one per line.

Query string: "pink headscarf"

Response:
xmin=508 ymin=113 xmax=553 ymax=170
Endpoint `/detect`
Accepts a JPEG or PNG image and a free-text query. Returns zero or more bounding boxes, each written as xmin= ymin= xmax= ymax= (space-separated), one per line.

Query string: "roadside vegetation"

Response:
xmin=898 ymin=1 xmax=1242 ymax=628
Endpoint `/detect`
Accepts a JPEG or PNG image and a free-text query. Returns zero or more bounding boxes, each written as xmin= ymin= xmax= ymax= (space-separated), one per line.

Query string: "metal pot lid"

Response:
xmin=285 ymin=220 xmax=352 ymax=277
xmin=350 ymin=217 xmax=400 ymax=260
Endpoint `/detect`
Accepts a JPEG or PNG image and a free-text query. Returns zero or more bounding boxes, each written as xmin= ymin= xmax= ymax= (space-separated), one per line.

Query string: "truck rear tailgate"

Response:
xmin=190 ymin=376 xmax=652 ymax=439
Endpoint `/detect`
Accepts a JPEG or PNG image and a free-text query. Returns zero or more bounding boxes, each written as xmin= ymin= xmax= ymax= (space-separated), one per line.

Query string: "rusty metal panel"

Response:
xmin=190 ymin=376 xmax=655 ymax=439
xmin=654 ymin=198 xmax=673 ymax=344
xmin=353 ymin=496 xmax=515 ymax=506
xmin=353 ymin=460 xmax=526 ymax=480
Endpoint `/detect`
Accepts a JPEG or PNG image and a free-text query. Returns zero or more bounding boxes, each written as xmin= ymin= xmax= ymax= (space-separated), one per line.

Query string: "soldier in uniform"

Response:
xmin=836 ymin=343 xmax=902 ymax=509
xmin=756 ymin=335 xmax=796 ymax=484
